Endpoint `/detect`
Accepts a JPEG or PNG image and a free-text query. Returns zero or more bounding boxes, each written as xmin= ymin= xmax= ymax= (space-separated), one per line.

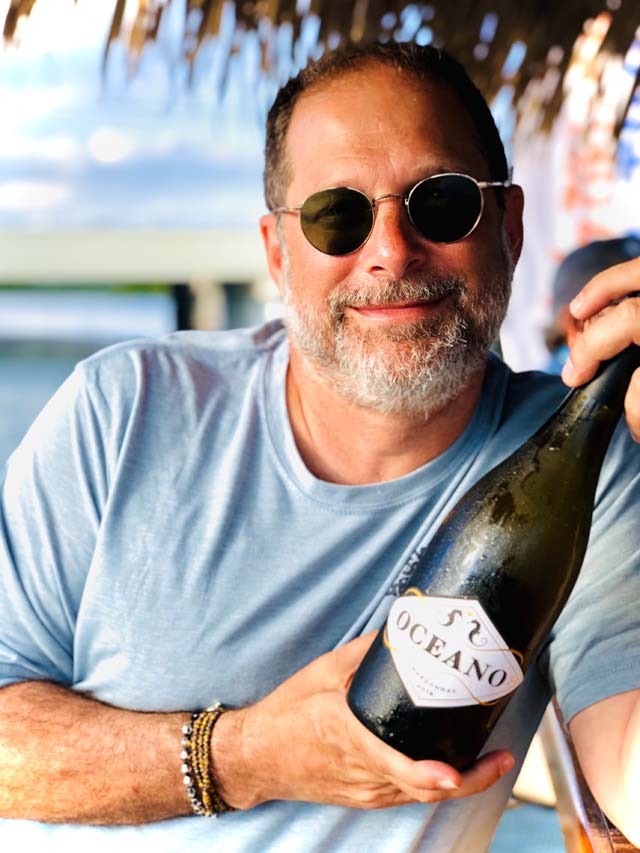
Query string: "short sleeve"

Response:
xmin=541 ymin=420 xmax=640 ymax=721
xmin=0 ymin=362 xmax=112 ymax=688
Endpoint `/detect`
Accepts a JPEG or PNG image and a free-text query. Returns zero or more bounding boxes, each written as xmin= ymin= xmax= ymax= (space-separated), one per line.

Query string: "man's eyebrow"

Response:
xmin=301 ymin=164 xmax=484 ymax=196
xmin=416 ymin=163 xmax=479 ymax=176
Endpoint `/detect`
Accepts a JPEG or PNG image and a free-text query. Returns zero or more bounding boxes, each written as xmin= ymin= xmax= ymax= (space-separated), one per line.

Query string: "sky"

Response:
xmin=0 ymin=0 xmax=476 ymax=233
xmin=0 ymin=0 xmax=276 ymax=229
xmin=0 ymin=0 xmax=533 ymax=234
xmin=2 ymin=0 xmax=639 ymax=240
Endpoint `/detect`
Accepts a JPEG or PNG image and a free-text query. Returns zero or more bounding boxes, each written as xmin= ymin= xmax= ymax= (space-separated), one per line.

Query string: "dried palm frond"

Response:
xmin=4 ymin=0 xmax=640 ymax=141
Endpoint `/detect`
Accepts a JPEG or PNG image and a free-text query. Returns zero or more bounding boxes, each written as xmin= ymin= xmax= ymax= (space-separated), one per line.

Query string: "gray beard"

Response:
xmin=282 ymin=249 xmax=512 ymax=420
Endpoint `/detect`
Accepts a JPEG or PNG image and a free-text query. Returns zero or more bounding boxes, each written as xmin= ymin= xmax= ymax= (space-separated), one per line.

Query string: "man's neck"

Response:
xmin=285 ymin=349 xmax=486 ymax=486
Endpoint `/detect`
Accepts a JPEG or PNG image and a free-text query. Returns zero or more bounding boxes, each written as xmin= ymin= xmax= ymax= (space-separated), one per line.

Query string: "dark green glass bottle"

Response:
xmin=347 ymin=346 xmax=640 ymax=770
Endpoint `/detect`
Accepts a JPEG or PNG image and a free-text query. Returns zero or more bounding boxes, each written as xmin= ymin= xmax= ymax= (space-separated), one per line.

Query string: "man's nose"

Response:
xmin=359 ymin=196 xmax=427 ymax=279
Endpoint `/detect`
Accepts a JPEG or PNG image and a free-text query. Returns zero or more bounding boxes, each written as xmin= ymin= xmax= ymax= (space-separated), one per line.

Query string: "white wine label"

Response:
xmin=385 ymin=592 xmax=523 ymax=708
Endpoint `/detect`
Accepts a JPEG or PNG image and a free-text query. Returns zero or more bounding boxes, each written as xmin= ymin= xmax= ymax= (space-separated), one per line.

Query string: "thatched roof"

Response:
xmin=4 ymin=1 xmax=640 ymax=137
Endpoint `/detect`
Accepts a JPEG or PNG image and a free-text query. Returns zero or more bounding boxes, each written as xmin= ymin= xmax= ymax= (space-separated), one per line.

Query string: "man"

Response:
xmin=545 ymin=236 xmax=640 ymax=373
xmin=1 ymin=42 xmax=639 ymax=852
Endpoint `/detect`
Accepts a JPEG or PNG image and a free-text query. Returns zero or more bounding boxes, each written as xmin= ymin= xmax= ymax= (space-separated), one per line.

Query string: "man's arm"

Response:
xmin=0 ymin=680 xmax=189 ymax=825
xmin=561 ymin=262 xmax=640 ymax=844
xmin=0 ymin=635 xmax=515 ymax=825
xmin=570 ymin=689 xmax=640 ymax=846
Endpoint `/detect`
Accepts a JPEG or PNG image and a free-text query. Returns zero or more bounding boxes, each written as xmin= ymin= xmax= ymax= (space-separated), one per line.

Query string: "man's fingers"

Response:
xmin=371 ymin=740 xmax=462 ymax=792
xmin=569 ymin=257 xmax=640 ymax=320
xmin=351 ymin=709 xmax=513 ymax=802
xmin=385 ymin=757 xmax=462 ymax=798
xmin=452 ymin=749 xmax=515 ymax=798
xmin=345 ymin=710 xmax=464 ymax=791
xmin=387 ymin=749 xmax=515 ymax=804
xmin=562 ymin=297 xmax=640 ymax=387
xmin=625 ymin=371 xmax=640 ymax=443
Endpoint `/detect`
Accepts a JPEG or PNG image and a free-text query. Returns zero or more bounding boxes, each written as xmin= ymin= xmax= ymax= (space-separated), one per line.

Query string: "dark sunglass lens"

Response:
xmin=409 ymin=174 xmax=483 ymax=243
xmin=299 ymin=188 xmax=373 ymax=255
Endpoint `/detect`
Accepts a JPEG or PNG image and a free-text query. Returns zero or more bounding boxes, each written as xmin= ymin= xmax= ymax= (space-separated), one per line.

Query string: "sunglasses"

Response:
xmin=271 ymin=172 xmax=511 ymax=256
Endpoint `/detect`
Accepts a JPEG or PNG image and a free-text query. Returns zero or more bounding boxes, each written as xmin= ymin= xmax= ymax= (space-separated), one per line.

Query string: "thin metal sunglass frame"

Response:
xmin=271 ymin=171 xmax=512 ymax=254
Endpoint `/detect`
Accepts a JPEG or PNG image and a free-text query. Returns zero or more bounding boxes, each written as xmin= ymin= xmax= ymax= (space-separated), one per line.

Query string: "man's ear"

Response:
xmin=260 ymin=213 xmax=286 ymax=296
xmin=503 ymin=185 xmax=525 ymax=267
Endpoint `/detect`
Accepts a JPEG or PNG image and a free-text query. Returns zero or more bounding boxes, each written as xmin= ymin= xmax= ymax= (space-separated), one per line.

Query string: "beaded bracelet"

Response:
xmin=181 ymin=702 xmax=235 ymax=817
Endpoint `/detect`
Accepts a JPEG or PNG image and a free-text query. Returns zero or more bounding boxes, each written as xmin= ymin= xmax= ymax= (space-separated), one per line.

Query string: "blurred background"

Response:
xmin=1 ymin=0 xmax=279 ymax=459
xmin=2 ymin=3 xmax=640 ymax=848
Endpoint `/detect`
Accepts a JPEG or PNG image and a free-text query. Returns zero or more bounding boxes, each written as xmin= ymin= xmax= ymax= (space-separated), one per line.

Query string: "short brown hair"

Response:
xmin=263 ymin=41 xmax=509 ymax=210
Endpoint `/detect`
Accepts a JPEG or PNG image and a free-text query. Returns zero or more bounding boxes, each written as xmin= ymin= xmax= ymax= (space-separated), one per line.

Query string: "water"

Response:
xmin=0 ymin=346 xmax=99 ymax=462
xmin=0 ymin=289 xmax=176 ymax=462
xmin=0 ymin=291 xmax=175 ymax=341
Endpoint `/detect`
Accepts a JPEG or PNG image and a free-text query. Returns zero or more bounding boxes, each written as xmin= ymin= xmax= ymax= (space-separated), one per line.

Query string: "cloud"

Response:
xmin=0 ymin=0 xmax=268 ymax=230
xmin=88 ymin=128 xmax=138 ymax=164
xmin=0 ymin=180 xmax=71 ymax=211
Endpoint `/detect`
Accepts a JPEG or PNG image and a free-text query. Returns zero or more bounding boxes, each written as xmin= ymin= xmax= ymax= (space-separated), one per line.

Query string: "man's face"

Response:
xmin=261 ymin=64 xmax=523 ymax=419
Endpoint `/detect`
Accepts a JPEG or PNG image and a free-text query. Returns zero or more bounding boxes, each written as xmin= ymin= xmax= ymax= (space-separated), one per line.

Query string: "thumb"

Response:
xmin=331 ymin=631 xmax=379 ymax=689
xmin=285 ymin=631 xmax=378 ymax=697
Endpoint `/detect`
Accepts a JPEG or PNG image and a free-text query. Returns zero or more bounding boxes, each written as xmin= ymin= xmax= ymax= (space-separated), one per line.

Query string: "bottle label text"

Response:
xmin=385 ymin=593 xmax=524 ymax=707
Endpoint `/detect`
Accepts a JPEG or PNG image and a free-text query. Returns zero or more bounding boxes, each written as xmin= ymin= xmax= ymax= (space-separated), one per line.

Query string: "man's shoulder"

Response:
xmin=75 ymin=320 xmax=287 ymax=387
xmin=489 ymin=355 xmax=567 ymax=430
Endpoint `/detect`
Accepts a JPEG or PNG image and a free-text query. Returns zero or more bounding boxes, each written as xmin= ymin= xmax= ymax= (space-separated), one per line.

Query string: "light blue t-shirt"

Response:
xmin=1 ymin=320 xmax=639 ymax=852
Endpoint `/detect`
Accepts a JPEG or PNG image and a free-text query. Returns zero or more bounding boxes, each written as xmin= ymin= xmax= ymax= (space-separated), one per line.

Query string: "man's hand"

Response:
xmin=560 ymin=256 xmax=640 ymax=440
xmin=212 ymin=633 xmax=515 ymax=811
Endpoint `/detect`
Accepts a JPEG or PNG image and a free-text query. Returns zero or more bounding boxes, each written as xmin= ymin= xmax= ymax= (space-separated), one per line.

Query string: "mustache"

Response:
xmin=327 ymin=275 xmax=468 ymax=315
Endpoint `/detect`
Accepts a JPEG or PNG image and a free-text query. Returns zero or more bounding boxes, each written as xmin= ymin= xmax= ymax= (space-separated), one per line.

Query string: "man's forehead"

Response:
xmin=294 ymin=61 xmax=440 ymax=112
xmin=284 ymin=65 xmax=487 ymax=187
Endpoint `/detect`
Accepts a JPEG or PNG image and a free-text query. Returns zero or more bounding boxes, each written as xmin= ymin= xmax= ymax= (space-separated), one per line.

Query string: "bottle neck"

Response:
xmin=577 ymin=345 xmax=640 ymax=411
xmin=533 ymin=346 xmax=640 ymax=456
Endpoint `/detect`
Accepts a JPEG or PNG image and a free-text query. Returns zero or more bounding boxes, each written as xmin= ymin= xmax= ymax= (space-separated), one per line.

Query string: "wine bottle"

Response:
xmin=347 ymin=345 xmax=640 ymax=770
